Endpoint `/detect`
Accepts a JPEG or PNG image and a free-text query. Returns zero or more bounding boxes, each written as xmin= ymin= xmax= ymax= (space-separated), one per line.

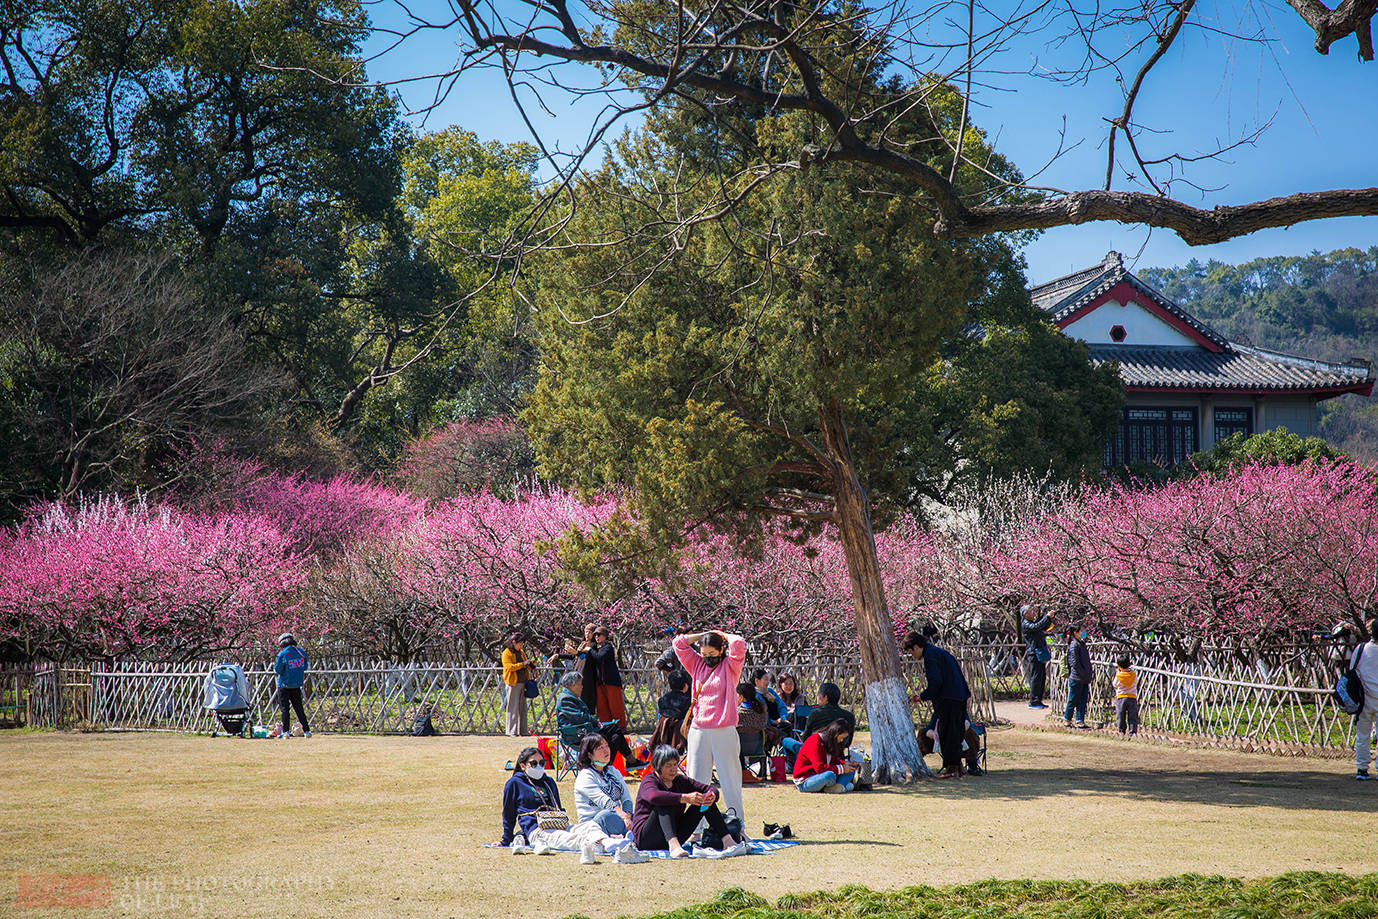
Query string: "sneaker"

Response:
xmin=626 ymin=759 xmax=648 ymax=770
xmin=533 ymin=839 xmax=555 ymax=856
xmin=1357 ymin=770 xmax=1375 ymax=781
xmin=722 ymin=840 xmax=751 ymax=857
xmin=1029 ymin=703 xmax=1047 ymax=709
xmin=579 ymin=841 xmax=598 ymax=864
xmin=762 ymin=822 xmax=780 ymax=837
xmin=1075 ymin=722 xmax=1090 ymax=730
xmin=613 ymin=843 xmax=649 ymax=864
xmin=279 ymin=732 xmax=292 ymax=739
xmin=510 ymin=834 xmax=532 ymax=855
xmin=967 ymin=765 xmax=985 ymax=776
xmin=689 ymin=844 xmax=728 ymax=859
xmin=302 ymin=731 xmax=312 ymax=738
xmin=1063 ymin=720 xmax=1074 ymax=727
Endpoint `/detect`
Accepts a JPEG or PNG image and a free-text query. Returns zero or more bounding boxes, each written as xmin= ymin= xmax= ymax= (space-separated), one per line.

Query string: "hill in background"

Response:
xmin=1138 ymin=248 xmax=1378 ymax=462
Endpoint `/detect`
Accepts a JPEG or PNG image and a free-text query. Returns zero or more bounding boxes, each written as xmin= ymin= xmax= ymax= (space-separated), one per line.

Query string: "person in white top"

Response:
xmin=1351 ymin=618 xmax=1378 ymax=781
xmin=573 ymin=733 xmax=635 ymax=834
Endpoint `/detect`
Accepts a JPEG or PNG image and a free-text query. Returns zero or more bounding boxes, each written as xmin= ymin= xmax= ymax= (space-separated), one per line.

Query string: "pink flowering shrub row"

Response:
xmin=0 ymin=496 xmax=307 ymax=661
xmin=913 ymin=461 xmax=1378 ymax=641
xmin=5 ymin=461 xmax=1375 ymax=662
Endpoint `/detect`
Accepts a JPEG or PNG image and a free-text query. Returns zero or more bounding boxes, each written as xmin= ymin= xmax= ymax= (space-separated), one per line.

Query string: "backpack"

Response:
xmin=411 ymin=712 xmax=437 ymax=736
xmin=699 ymin=807 xmax=743 ymax=851
xmin=1335 ymin=645 xmax=1367 ymax=716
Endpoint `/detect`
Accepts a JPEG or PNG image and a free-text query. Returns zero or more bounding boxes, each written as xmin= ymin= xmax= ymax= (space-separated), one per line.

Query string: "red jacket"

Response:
xmin=792 ymin=733 xmax=843 ymax=780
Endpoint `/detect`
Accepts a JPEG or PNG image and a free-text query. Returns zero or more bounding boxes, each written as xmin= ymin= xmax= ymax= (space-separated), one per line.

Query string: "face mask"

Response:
xmin=702 ymin=652 xmax=724 ymax=667
xmin=524 ymin=764 xmax=545 ymax=781
xmin=1079 ymin=631 xmax=1088 ymax=640
xmin=592 ymin=758 xmax=609 ymax=768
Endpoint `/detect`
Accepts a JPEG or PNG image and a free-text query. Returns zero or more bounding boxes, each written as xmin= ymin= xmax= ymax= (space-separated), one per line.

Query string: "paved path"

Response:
xmin=994 ymin=698 xmax=1058 ymax=727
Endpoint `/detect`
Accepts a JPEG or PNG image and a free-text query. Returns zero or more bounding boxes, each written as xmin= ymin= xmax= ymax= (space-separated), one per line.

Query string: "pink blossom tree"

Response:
xmin=0 ymin=496 xmax=307 ymax=662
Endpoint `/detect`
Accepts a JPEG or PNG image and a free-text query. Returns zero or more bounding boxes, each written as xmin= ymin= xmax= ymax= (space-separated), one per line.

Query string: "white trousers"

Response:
xmin=1355 ymin=696 xmax=1378 ymax=770
xmin=687 ymin=725 xmax=743 ymax=826
xmin=529 ymin=819 xmax=623 ymax=852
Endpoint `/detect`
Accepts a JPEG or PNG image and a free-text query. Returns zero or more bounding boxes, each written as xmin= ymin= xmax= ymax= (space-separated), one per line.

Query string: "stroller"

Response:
xmin=203 ymin=663 xmax=253 ymax=737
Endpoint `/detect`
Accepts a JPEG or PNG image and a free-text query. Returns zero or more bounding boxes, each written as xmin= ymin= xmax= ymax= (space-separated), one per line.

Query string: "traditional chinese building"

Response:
xmin=1033 ymin=251 xmax=1374 ymax=467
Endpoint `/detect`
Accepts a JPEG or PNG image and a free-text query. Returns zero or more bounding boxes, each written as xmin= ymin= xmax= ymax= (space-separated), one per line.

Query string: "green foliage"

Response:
xmin=523 ymin=67 xmax=1032 ymax=581
xmin=1188 ymin=427 xmax=1347 ymax=475
xmin=900 ymin=307 xmax=1125 ymax=499
xmin=586 ymin=874 xmax=1378 ymax=919
xmin=0 ymin=0 xmax=542 ymax=498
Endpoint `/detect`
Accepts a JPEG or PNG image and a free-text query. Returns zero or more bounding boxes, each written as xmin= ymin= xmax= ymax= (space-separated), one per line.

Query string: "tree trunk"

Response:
xmin=819 ymin=399 xmax=931 ymax=782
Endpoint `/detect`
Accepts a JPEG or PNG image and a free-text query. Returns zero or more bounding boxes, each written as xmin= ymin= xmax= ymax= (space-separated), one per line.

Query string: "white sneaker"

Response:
xmin=689 ymin=844 xmax=728 ymax=859
xmin=722 ymin=840 xmax=751 ymax=857
xmin=613 ymin=843 xmax=649 ymax=864
xmin=533 ymin=838 xmax=555 ymax=856
xmin=825 ymin=781 xmax=848 ymax=793
xmin=579 ymin=841 xmax=598 ymax=864
xmin=510 ymin=834 xmax=532 ymax=855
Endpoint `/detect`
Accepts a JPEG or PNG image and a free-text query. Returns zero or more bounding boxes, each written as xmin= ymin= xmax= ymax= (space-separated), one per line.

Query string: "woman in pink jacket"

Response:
xmin=674 ymin=629 xmax=748 ymax=825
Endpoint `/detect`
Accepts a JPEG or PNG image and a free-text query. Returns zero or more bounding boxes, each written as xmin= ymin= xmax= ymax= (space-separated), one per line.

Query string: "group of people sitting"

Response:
xmin=500 ymin=737 xmax=748 ymax=861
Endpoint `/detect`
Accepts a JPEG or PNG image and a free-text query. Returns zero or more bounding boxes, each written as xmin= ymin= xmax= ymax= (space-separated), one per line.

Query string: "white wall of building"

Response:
xmin=1063 ymin=299 xmax=1198 ymax=347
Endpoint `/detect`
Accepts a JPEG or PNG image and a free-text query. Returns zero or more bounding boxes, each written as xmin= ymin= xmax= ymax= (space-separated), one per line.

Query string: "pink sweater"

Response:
xmin=674 ymin=633 xmax=747 ymax=730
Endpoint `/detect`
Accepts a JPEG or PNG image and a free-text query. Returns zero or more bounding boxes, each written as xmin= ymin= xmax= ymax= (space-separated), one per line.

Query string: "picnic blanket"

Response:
xmin=484 ymin=839 xmax=800 ymax=859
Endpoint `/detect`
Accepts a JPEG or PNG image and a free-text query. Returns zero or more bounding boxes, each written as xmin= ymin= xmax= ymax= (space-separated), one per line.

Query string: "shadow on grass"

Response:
xmin=857 ymin=766 xmax=1375 ymax=813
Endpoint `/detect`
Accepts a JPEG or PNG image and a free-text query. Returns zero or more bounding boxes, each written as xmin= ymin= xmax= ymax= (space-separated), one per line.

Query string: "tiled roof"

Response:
xmin=1089 ymin=344 xmax=1373 ymax=393
xmin=1032 ymin=250 xmax=1227 ymax=348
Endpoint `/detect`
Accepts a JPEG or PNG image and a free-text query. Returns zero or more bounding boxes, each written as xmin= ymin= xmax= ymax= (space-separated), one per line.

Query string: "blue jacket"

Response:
xmin=555 ymin=688 xmax=601 ymax=748
xmin=274 ymin=645 xmax=308 ymax=689
xmin=919 ymin=644 xmax=970 ymax=702
xmin=501 ymin=771 xmax=562 ymax=845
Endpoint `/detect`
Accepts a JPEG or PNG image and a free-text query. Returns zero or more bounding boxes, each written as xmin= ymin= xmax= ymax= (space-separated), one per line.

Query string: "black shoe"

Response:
xmin=967 ymin=765 xmax=985 ymax=776
xmin=626 ymin=759 xmax=648 ymax=771
xmin=763 ymin=822 xmax=779 ymax=837
xmin=1357 ymin=770 xmax=1375 ymax=781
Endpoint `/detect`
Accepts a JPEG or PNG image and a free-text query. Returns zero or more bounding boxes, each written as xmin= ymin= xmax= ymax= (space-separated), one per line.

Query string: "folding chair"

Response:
xmin=970 ymin=721 xmax=989 ymax=773
xmin=740 ymin=731 xmax=770 ymax=780
xmin=552 ymin=738 xmax=581 ymax=781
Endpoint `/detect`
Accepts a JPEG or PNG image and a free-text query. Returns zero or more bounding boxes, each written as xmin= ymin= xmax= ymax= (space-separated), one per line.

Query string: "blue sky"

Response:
xmin=362 ymin=1 xmax=1378 ymax=284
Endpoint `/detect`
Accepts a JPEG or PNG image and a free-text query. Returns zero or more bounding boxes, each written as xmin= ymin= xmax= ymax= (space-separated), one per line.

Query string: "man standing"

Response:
xmin=1022 ymin=604 xmax=1053 ymax=709
xmin=903 ymin=631 xmax=970 ymax=779
xmin=1352 ymin=618 xmax=1378 ymax=781
xmin=274 ymin=632 xmax=310 ymax=738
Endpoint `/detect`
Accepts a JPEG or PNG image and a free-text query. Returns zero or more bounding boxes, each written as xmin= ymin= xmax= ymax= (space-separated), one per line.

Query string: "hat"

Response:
xmin=278 ymin=632 xmax=295 ymax=647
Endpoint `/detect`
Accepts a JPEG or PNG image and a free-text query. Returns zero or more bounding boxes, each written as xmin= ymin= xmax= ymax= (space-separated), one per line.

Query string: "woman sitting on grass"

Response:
xmin=792 ymin=719 xmax=857 ymax=793
xmin=631 ymin=744 xmax=746 ymax=858
xmin=499 ymin=745 xmax=644 ymax=862
xmin=573 ymin=733 xmax=635 ymax=836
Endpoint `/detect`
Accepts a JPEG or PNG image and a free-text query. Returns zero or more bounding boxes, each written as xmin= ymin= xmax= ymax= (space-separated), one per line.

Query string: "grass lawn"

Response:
xmin=2 ymin=726 xmax=1375 ymax=919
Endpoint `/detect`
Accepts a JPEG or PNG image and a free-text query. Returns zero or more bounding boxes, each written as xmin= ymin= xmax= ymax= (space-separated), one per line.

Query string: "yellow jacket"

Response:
xmin=1114 ymin=668 xmax=1138 ymax=699
xmin=502 ymin=648 xmax=529 ymax=686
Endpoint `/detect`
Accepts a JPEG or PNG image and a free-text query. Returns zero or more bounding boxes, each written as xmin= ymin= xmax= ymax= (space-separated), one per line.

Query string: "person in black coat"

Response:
xmin=903 ymin=630 xmax=971 ymax=778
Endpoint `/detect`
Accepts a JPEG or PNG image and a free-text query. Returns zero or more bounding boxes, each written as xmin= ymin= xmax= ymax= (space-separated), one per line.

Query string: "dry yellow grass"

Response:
xmin=2 ymin=726 xmax=1375 ymax=919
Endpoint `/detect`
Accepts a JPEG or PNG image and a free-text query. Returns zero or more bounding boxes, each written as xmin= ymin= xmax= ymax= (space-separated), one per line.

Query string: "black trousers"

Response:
xmin=933 ymin=698 xmax=967 ymax=774
xmin=1028 ymin=658 xmax=1047 ymax=705
xmin=635 ymin=802 xmax=730 ymax=851
xmin=278 ymin=686 xmax=309 ymax=733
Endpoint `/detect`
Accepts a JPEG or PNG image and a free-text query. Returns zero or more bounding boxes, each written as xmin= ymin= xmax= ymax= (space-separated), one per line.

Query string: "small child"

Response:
xmin=1113 ymin=655 xmax=1139 ymax=736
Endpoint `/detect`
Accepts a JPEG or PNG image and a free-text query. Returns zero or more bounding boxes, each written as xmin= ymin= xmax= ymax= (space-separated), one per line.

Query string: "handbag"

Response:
xmin=1034 ymin=646 xmax=1052 ymax=663
xmin=524 ymin=676 xmax=540 ymax=699
xmin=533 ymin=808 xmax=570 ymax=831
